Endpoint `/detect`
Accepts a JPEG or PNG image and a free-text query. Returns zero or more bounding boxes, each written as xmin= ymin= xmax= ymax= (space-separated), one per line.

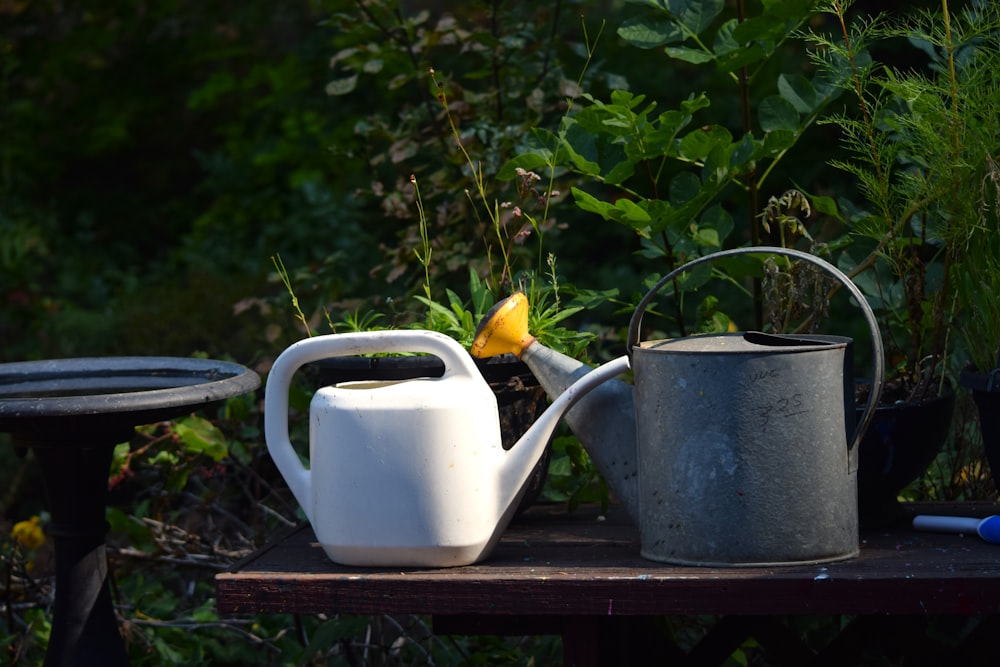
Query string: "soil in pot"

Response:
xmin=477 ymin=355 xmax=549 ymax=510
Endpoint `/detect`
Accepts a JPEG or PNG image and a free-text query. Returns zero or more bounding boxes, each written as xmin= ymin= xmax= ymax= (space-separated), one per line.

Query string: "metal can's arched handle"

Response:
xmin=626 ymin=246 xmax=885 ymax=450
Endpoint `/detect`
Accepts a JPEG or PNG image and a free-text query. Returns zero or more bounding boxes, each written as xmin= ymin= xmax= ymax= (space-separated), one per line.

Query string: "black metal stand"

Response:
xmin=31 ymin=435 xmax=131 ymax=667
xmin=0 ymin=357 xmax=260 ymax=667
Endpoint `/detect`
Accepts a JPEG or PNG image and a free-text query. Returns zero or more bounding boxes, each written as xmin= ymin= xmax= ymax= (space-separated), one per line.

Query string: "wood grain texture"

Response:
xmin=216 ymin=501 xmax=1000 ymax=617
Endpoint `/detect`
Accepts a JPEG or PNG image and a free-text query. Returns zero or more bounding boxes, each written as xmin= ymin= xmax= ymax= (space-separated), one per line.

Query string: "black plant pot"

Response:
xmin=959 ymin=366 xmax=1000 ymax=494
xmin=312 ymin=353 xmax=550 ymax=515
xmin=856 ymin=387 xmax=956 ymax=528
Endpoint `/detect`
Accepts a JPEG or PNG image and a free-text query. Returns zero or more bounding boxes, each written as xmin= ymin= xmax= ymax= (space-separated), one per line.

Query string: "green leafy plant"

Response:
xmin=302 ymin=6 xmax=618 ymax=356
xmin=504 ymin=0 xmax=847 ymax=335
xmin=403 ymin=80 xmax=608 ymax=354
xmin=323 ymin=0 xmax=604 ymax=302
xmin=806 ymin=0 xmax=1000 ymax=399
xmin=955 ymin=153 xmax=1000 ymax=374
xmin=543 ymin=434 xmax=611 ymax=511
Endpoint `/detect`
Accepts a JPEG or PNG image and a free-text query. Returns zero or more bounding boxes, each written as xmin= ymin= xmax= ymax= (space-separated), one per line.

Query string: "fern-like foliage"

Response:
xmin=805 ymin=0 xmax=1000 ymax=396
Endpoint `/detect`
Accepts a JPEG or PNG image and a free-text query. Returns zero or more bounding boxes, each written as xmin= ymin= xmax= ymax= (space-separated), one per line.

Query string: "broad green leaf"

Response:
xmin=610 ymin=88 xmax=647 ymax=108
xmin=713 ymin=18 xmax=739 ymax=52
xmin=106 ymin=508 xmax=156 ymax=550
xmin=574 ymin=104 xmax=633 ymax=138
xmin=650 ymin=108 xmax=684 ymax=136
xmin=188 ymin=71 xmax=237 ymax=110
xmin=664 ymin=46 xmax=715 ymax=64
xmin=731 ymin=14 xmax=788 ymax=45
xmin=670 ymin=171 xmax=702 ymax=206
xmin=192 ymin=604 xmax=219 ymax=623
xmin=761 ymin=129 xmax=796 ymax=156
xmin=729 ymin=133 xmax=756 ymax=168
xmin=701 ymin=143 xmax=733 ymax=189
xmin=758 ymin=95 xmax=799 ymax=132
xmin=547 ymin=452 xmax=572 ymax=477
xmin=699 ymin=204 xmax=735 ymax=243
xmin=674 ymin=0 xmax=726 ymax=35
xmin=623 ymin=0 xmax=725 ymax=54
xmin=712 ymin=21 xmax=766 ymax=72
xmin=572 ymin=187 xmax=617 ymax=218
xmin=172 ymin=416 xmax=229 ymax=462
xmin=675 ymin=262 xmax=714 ymax=292
xmin=150 ymin=450 xmax=180 ymax=466
xmin=679 ymin=92 xmax=713 ymax=115
xmin=618 ymin=16 xmax=684 ymax=48
xmin=799 ymin=190 xmax=842 ymax=220
xmin=604 ymin=160 xmax=637 ymax=186
xmin=223 ymin=393 xmax=253 ymax=422
xmin=571 ymin=188 xmax=652 ymax=231
xmin=561 ymin=122 xmax=602 ymax=175
xmin=644 ymin=198 xmax=677 ymax=235
xmin=678 ymin=125 xmax=732 ymax=162
xmin=110 ymin=442 xmax=131 ymax=482
xmin=714 ymin=42 xmax=765 ymax=72
xmin=616 ymin=198 xmax=652 ymax=225
xmin=386 ymin=73 xmax=410 ymax=91
xmin=761 ymin=0 xmax=817 ymax=15
xmin=325 ymin=75 xmax=358 ymax=96
xmin=693 ymin=226 xmax=720 ymax=247
xmin=526 ymin=125 xmax=561 ymax=155
xmin=289 ymin=384 xmax=312 ymax=412
xmin=153 ymin=637 xmax=186 ymax=663
xmin=714 ymin=253 xmax=771 ymax=280
xmin=777 ymin=74 xmax=818 ymax=114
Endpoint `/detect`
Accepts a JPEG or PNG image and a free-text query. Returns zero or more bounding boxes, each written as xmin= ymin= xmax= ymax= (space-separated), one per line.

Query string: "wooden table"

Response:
xmin=216 ymin=502 xmax=1000 ymax=665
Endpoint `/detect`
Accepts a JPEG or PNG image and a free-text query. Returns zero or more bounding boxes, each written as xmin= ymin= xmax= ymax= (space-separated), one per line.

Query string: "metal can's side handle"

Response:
xmin=625 ymin=245 xmax=885 ymax=449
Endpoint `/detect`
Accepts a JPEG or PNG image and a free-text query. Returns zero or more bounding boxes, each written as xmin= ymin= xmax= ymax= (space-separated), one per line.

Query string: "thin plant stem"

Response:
xmin=272 ymin=253 xmax=311 ymax=337
xmin=427 ymin=17 xmax=605 ymax=297
xmin=410 ymin=174 xmax=433 ymax=329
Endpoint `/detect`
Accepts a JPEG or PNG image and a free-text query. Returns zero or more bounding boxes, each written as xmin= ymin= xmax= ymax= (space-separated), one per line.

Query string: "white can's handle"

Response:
xmin=263 ymin=330 xmax=482 ymax=521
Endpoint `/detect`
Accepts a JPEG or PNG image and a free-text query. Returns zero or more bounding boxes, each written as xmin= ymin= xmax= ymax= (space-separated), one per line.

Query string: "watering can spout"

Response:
xmin=472 ymin=294 xmax=640 ymax=522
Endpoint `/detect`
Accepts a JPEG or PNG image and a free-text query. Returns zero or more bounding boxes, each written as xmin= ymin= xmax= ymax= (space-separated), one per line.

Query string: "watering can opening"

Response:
xmin=637 ymin=331 xmax=848 ymax=353
xmin=743 ymin=331 xmax=846 ymax=349
xmin=332 ymin=378 xmax=428 ymax=391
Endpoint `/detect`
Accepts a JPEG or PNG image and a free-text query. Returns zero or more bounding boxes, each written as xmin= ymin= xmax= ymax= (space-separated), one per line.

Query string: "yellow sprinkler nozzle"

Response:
xmin=470 ymin=292 xmax=536 ymax=359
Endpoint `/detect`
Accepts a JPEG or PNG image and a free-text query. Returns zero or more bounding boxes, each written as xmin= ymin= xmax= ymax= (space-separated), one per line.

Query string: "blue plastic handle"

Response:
xmin=913 ymin=514 xmax=1000 ymax=544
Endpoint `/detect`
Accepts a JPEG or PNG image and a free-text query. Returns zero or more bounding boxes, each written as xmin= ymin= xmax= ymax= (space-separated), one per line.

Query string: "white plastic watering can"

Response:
xmin=264 ymin=329 xmax=628 ymax=567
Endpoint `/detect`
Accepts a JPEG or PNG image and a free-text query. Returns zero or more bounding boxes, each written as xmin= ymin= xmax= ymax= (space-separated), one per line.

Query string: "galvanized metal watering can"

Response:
xmin=472 ymin=247 xmax=885 ymax=566
xmin=263 ymin=329 xmax=625 ymax=567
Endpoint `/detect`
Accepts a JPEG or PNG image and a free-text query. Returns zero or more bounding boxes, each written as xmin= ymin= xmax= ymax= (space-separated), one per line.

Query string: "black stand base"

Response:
xmin=32 ymin=436 xmax=131 ymax=667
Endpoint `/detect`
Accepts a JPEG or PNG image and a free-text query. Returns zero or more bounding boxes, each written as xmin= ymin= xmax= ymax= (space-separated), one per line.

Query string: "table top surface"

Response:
xmin=216 ymin=501 xmax=1000 ymax=617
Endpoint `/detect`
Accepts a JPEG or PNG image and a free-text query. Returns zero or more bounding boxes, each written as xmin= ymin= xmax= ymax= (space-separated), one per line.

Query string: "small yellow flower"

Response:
xmin=11 ymin=515 xmax=45 ymax=552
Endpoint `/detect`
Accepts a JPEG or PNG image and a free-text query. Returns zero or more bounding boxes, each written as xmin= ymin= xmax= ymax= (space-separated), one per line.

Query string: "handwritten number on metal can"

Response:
xmin=756 ymin=393 xmax=805 ymax=430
